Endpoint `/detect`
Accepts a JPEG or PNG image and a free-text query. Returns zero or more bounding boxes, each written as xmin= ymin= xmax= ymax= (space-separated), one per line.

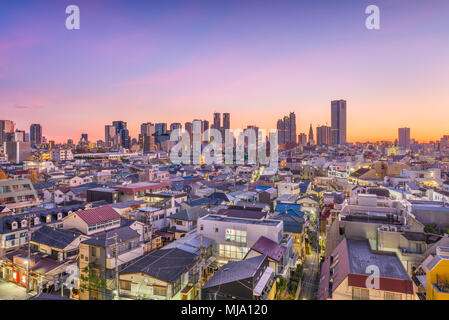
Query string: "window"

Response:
xmin=225 ymin=229 xmax=247 ymax=244
xmin=384 ymin=292 xmax=402 ymax=300
xmin=200 ymin=225 xmax=204 ymax=231
xmin=120 ymin=280 xmax=131 ymax=290
xmin=219 ymin=244 xmax=249 ymax=260
xmin=352 ymin=287 xmax=369 ymax=300
xmin=153 ymin=286 xmax=167 ymax=297
xmin=215 ymin=228 xmax=219 ymax=233
xmin=91 ymin=247 xmax=97 ymax=257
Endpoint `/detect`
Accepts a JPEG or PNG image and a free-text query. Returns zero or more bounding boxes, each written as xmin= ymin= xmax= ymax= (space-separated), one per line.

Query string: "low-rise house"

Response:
xmin=318 ymin=238 xmax=417 ymax=300
xmin=201 ymin=254 xmax=276 ymax=300
xmin=119 ymin=248 xmax=199 ymax=300
xmin=197 ymin=214 xmax=283 ymax=266
xmin=425 ymin=246 xmax=449 ymax=300
xmin=168 ymin=207 xmax=208 ymax=238
xmin=62 ymin=206 xmax=122 ymax=236
xmin=79 ymin=226 xmax=144 ymax=300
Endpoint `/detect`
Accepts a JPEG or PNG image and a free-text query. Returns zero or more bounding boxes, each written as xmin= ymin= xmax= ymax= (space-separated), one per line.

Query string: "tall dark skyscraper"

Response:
xmin=111 ymin=121 xmax=130 ymax=148
xmin=331 ymin=100 xmax=347 ymax=145
xmin=30 ymin=123 xmax=42 ymax=146
xmin=398 ymin=127 xmax=411 ymax=149
xmin=277 ymin=112 xmax=296 ymax=145
xmin=316 ymin=125 xmax=331 ymax=145
xmin=223 ymin=113 xmax=230 ymax=130
xmin=213 ymin=113 xmax=221 ymax=130
xmin=105 ymin=125 xmax=115 ymax=147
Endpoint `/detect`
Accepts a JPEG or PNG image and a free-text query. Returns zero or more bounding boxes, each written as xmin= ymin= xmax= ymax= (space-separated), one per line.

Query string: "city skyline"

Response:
xmin=1 ymin=0 xmax=449 ymax=143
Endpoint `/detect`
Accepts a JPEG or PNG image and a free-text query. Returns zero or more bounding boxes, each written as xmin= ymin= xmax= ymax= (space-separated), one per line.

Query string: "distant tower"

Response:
xmin=308 ymin=124 xmax=315 ymax=145
xmin=398 ymin=128 xmax=411 ymax=149
xmin=331 ymin=100 xmax=347 ymax=145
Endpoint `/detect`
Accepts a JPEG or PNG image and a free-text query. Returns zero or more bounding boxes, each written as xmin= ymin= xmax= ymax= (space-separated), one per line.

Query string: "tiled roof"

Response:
xmin=31 ymin=226 xmax=81 ymax=249
xmin=75 ymin=206 xmax=121 ymax=226
xmin=251 ymin=236 xmax=285 ymax=262
xmin=202 ymin=255 xmax=266 ymax=289
xmin=119 ymin=248 xmax=197 ymax=283
xmin=82 ymin=226 xmax=139 ymax=247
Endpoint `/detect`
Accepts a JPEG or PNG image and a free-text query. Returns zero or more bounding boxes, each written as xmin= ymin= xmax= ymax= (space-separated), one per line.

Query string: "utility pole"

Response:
xmin=25 ymin=214 xmax=33 ymax=296
xmin=197 ymin=233 xmax=204 ymax=300
xmin=60 ymin=275 xmax=64 ymax=297
xmin=113 ymin=233 xmax=120 ymax=300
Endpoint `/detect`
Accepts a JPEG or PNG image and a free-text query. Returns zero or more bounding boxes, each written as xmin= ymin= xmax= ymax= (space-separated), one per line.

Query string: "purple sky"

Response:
xmin=1 ymin=0 xmax=449 ymax=143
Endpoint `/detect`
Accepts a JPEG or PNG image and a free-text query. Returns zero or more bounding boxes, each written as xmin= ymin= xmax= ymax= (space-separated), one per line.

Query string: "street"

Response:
xmin=0 ymin=280 xmax=32 ymax=300
xmin=296 ymin=223 xmax=320 ymax=300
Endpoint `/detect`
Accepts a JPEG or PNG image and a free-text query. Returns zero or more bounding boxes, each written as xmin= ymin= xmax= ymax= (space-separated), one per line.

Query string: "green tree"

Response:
xmin=79 ymin=262 xmax=107 ymax=297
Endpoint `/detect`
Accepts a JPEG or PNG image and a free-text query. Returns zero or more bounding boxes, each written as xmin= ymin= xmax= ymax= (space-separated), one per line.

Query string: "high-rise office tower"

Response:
xmin=398 ymin=127 xmax=411 ymax=149
xmin=223 ymin=113 xmax=230 ymax=130
xmin=155 ymin=123 xmax=167 ymax=135
xmin=105 ymin=125 xmax=115 ymax=147
xmin=213 ymin=113 xmax=221 ymax=130
xmin=141 ymin=122 xmax=156 ymax=136
xmin=120 ymin=129 xmax=130 ymax=149
xmin=298 ymin=133 xmax=307 ymax=146
xmin=289 ymin=112 xmax=296 ymax=144
xmin=203 ymin=120 xmax=210 ymax=141
xmin=277 ymin=119 xmax=286 ymax=145
xmin=112 ymin=121 xmax=127 ymax=135
xmin=170 ymin=123 xmax=182 ymax=132
xmin=316 ymin=125 xmax=331 ymax=145
xmin=30 ymin=124 xmax=42 ymax=146
xmin=331 ymin=100 xmax=347 ymax=145
xmin=276 ymin=112 xmax=296 ymax=145
xmin=80 ymin=134 xmax=88 ymax=145
xmin=185 ymin=122 xmax=193 ymax=142
xmin=0 ymin=120 xmax=15 ymax=145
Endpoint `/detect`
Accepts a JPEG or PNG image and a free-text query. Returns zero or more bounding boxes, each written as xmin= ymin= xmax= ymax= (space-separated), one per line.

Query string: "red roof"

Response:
xmin=75 ymin=206 xmax=121 ymax=226
xmin=251 ymin=236 xmax=285 ymax=262
xmin=114 ymin=182 xmax=171 ymax=195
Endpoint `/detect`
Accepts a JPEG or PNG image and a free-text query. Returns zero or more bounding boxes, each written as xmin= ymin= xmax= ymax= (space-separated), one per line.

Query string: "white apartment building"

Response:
xmin=197 ymin=214 xmax=283 ymax=266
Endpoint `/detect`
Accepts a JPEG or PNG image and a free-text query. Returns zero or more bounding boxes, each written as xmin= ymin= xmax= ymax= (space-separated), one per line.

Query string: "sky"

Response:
xmin=1 ymin=0 xmax=449 ymax=144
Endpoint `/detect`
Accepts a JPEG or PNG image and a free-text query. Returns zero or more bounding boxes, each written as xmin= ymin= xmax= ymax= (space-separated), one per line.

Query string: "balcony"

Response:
xmin=106 ymin=245 xmax=144 ymax=269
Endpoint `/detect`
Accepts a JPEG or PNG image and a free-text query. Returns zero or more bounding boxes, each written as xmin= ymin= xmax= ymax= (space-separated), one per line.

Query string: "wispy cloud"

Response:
xmin=13 ymin=104 xmax=44 ymax=110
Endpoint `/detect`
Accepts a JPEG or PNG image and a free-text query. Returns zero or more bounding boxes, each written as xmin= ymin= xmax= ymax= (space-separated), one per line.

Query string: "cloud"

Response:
xmin=13 ymin=104 xmax=44 ymax=110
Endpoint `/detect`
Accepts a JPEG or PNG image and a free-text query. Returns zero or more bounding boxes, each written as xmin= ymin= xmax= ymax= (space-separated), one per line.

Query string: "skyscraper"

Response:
xmin=277 ymin=112 xmax=296 ymax=145
xmin=331 ymin=100 xmax=347 ymax=145
xmin=213 ymin=113 xmax=221 ymax=130
xmin=105 ymin=125 xmax=115 ymax=147
xmin=223 ymin=113 xmax=230 ymax=130
xmin=298 ymin=133 xmax=307 ymax=146
xmin=170 ymin=123 xmax=182 ymax=132
xmin=316 ymin=125 xmax=331 ymax=145
xmin=398 ymin=127 xmax=411 ymax=149
xmin=30 ymin=124 xmax=42 ymax=146
xmin=289 ymin=112 xmax=296 ymax=144
xmin=0 ymin=120 xmax=15 ymax=145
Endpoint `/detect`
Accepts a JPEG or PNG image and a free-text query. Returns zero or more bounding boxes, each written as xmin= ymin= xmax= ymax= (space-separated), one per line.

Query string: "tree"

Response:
xmin=79 ymin=262 xmax=107 ymax=298
xmin=27 ymin=168 xmax=40 ymax=184
xmin=0 ymin=169 xmax=8 ymax=180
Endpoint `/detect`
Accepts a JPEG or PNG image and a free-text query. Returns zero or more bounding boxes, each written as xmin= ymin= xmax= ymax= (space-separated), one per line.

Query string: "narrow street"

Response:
xmin=0 ymin=280 xmax=30 ymax=300
xmin=297 ymin=250 xmax=319 ymax=300
xmin=296 ymin=221 xmax=320 ymax=300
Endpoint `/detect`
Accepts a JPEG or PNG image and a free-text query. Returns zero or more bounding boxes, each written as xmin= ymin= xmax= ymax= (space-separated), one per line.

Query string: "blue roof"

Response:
xmin=297 ymin=179 xmax=311 ymax=194
xmin=275 ymin=203 xmax=304 ymax=218
xmin=255 ymin=186 xmax=271 ymax=191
